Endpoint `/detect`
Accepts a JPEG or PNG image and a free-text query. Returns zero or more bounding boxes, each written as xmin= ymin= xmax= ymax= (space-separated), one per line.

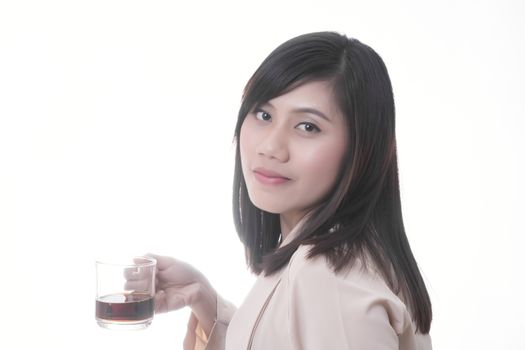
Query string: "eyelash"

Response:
xmin=253 ymin=108 xmax=321 ymax=133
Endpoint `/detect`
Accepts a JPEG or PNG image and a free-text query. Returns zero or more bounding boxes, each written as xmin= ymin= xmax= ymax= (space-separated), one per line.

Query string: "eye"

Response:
xmin=296 ymin=122 xmax=321 ymax=133
xmin=254 ymin=109 xmax=272 ymax=121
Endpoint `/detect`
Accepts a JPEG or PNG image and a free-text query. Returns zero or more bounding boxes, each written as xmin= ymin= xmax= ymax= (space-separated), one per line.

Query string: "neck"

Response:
xmin=279 ymin=215 xmax=294 ymax=241
xmin=279 ymin=210 xmax=308 ymax=241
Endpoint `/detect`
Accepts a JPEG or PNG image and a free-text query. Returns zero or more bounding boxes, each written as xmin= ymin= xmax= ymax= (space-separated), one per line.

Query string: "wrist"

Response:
xmin=190 ymin=279 xmax=217 ymax=337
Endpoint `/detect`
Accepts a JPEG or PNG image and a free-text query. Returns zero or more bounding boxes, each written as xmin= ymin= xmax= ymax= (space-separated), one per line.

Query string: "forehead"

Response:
xmin=265 ymin=80 xmax=342 ymax=120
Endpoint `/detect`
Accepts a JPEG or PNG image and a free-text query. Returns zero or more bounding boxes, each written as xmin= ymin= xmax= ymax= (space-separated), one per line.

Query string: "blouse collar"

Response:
xmin=278 ymin=210 xmax=315 ymax=248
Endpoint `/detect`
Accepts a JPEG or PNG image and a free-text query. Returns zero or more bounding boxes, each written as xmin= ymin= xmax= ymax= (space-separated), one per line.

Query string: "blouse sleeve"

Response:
xmin=183 ymin=293 xmax=237 ymax=350
xmin=287 ymin=253 xmax=414 ymax=350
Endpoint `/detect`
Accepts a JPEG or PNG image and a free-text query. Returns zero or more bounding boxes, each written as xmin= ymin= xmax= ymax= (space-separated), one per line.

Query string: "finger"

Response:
xmin=163 ymin=285 xmax=195 ymax=311
xmin=132 ymin=276 xmax=161 ymax=291
xmin=145 ymin=253 xmax=181 ymax=271
xmin=154 ymin=285 xmax=195 ymax=313
xmin=124 ymin=279 xmax=149 ymax=291
xmin=133 ymin=256 xmax=156 ymax=265
xmin=123 ymin=266 xmax=150 ymax=281
xmin=154 ymin=290 xmax=186 ymax=313
xmin=154 ymin=290 xmax=171 ymax=314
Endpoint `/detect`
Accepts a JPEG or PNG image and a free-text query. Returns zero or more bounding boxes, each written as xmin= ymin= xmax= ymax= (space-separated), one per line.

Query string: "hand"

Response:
xmin=126 ymin=253 xmax=217 ymax=336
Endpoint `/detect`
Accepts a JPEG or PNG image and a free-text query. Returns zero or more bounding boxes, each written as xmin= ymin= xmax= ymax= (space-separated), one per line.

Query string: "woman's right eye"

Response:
xmin=254 ymin=109 xmax=272 ymax=121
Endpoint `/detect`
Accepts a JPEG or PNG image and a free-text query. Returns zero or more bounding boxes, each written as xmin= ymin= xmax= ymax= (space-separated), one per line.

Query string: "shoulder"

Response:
xmin=286 ymin=244 xmax=413 ymax=335
xmin=287 ymin=244 xmax=380 ymax=284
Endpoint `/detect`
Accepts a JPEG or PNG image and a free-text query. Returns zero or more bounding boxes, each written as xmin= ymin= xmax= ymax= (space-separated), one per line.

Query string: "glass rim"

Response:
xmin=95 ymin=256 xmax=157 ymax=268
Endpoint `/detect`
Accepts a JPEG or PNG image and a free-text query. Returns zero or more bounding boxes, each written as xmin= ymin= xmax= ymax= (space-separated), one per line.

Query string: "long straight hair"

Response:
xmin=232 ymin=31 xmax=432 ymax=333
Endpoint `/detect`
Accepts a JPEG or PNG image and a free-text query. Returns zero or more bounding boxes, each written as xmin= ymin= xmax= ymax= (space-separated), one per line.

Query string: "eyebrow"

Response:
xmin=262 ymin=102 xmax=332 ymax=122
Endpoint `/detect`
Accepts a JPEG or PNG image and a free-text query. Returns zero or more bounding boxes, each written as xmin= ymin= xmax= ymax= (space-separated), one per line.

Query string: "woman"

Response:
xmin=150 ymin=31 xmax=432 ymax=349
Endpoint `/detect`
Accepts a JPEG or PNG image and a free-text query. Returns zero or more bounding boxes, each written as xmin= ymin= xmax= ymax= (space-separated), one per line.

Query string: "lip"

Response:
xmin=253 ymin=167 xmax=291 ymax=185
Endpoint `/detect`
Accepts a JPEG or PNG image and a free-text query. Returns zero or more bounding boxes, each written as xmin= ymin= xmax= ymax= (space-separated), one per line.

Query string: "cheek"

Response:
xmin=298 ymin=140 xmax=347 ymax=185
xmin=239 ymin=119 xmax=253 ymax=167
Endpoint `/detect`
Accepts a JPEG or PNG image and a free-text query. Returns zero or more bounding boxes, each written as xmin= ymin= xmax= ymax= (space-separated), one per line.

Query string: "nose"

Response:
xmin=255 ymin=125 xmax=289 ymax=162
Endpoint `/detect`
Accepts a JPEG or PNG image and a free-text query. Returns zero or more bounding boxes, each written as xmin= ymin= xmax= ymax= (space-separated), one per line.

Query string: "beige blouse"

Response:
xmin=183 ymin=222 xmax=432 ymax=350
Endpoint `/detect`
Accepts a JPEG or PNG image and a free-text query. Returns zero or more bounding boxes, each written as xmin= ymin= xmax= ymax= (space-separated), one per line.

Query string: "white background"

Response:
xmin=1 ymin=0 xmax=524 ymax=349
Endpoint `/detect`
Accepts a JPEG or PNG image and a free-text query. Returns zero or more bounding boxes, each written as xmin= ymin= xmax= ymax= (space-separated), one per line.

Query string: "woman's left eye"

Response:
xmin=296 ymin=122 xmax=321 ymax=133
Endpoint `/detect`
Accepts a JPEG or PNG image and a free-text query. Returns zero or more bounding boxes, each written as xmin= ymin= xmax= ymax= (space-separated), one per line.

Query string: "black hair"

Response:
xmin=232 ymin=31 xmax=432 ymax=333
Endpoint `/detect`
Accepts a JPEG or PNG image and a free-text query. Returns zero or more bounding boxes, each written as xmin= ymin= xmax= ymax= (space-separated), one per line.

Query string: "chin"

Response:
xmin=248 ymin=196 xmax=286 ymax=214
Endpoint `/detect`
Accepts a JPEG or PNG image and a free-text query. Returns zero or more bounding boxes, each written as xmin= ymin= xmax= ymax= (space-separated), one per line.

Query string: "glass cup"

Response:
xmin=95 ymin=256 xmax=156 ymax=330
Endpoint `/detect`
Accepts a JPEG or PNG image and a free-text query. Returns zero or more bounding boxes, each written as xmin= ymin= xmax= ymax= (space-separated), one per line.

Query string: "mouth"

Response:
xmin=253 ymin=167 xmax=291 ymax=185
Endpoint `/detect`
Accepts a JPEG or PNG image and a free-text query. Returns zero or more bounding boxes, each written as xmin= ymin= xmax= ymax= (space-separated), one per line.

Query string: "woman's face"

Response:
xmin=240 ymin=80 xmax=348 ymax=224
